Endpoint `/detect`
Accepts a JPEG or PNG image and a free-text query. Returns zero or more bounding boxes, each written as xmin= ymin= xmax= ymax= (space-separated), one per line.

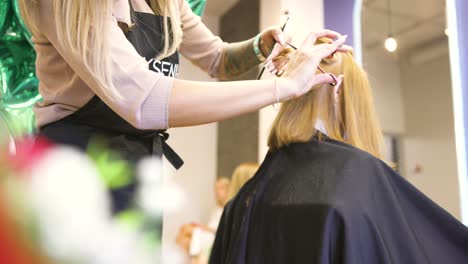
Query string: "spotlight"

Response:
xmin=385 ymin=37 xmax=398 ymax=52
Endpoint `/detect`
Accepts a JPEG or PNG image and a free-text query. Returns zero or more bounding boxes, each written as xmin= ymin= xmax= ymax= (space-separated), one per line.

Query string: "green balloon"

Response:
xmin=0 ymin=109 xmax=14 ymax=144
xmin=0 ymin=105 xmax=35 ymax=137
xmin=0 ymin=42 xmax=38 ymax=107
xmin=0 ymin=0 xmax=9 ymax=33
xmin=1 ymin=13 xmax=24 ymax=42
xmin=0 ymin=0 xmax=40 ymax=138
xmin=12 ymin=0 xmax=32 ymax=46
xmin=186 ymin=0 xmax=207 ymax=16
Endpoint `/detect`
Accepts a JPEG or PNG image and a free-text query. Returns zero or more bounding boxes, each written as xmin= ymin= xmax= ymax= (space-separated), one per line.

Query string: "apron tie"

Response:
xmin=155 ymin=131 xmax=184 ymax=170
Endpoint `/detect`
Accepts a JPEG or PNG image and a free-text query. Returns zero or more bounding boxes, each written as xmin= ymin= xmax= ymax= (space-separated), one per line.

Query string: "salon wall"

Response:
xmin=218 ymin=0 xmax=260 ymax=178
xmin=363 ymin=49 xmax=406 ymax=134
xmin=399 ymin=52 xmax=461 ymax=219
xmin=162 ymin=14 xmax=220 ymax=253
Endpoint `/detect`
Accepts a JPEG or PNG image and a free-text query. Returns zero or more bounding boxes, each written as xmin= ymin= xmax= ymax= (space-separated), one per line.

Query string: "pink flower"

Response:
xmin=7 ymin=136 xmax=53 ymax=173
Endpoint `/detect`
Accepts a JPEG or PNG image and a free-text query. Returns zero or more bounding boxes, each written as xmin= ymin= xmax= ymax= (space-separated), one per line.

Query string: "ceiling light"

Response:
xmin=385 ymin=0 xmax=397 ymax=53
xmin=385 ymin=37 xmax=398 ymax=52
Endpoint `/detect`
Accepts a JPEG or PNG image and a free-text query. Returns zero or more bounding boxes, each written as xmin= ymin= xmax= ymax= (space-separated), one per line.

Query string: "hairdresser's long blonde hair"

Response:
xmin=268 ymin=40 xmax=385 ymax=160
xmin=19 ymin=0 xmax=182 ymax=92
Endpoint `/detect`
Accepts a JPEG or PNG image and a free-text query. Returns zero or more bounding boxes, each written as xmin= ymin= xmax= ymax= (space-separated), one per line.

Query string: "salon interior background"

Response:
xmin=0 ymin=0 xmax=467 ymax=248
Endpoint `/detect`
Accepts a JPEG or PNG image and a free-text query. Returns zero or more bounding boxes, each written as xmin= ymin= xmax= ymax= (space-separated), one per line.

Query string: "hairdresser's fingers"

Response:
xmin=271 ymin=57 xmax=291 ymax=76
xmin=266 ymin=46 xmax=294 ymax=73
xmin=271 ymin=27 xmax=288 ymax=46
xmin=310 ymin=73 xmax=336 ymax=88
xmin=270 ymin=52 xmax=291 ymax=68
xmin=277 ymin=64 xmax=289 ymax=76
xmin=301 ymin=29 xmax=343 ymax=48
xmin=312 ymin=35 xmax=348 ymax=59
xmin=262 ymin=27 xmax=292 ymax=63
xmin=333 ymin=75 xmax=345 ymax=102
xmin=336 ymin=44 xmax=353 ymax=53
xmin=265 ymin=33 xmax=293 ymax=63
xmin=334 ymin=75 xmax=344 ymax=92
xmin=336 ymin=75 xmax=344 ymax=86
xmin=265 ymin=43 xmax=287 ymax=64
xmin=267 ymin=62 xmax=276 ymax=72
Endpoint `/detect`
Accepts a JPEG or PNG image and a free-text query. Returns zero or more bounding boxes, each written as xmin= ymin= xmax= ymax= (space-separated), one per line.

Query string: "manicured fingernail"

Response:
xmin=272 ymin=69 xmax=278 ymax=75
xmin=278 ymin=70 xmax=284 ymax=75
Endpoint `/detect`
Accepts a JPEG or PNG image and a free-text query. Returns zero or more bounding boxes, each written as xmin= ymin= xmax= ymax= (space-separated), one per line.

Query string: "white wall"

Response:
xmin=400 ymin=53 xmax=461 ymax=219
xmin=363 ymin=48 xmax=406 ymax=134
xmin=258 ymin=0 xmax=324 ymax=160
xmin=162 ymin=14 xmax=220 ymax=254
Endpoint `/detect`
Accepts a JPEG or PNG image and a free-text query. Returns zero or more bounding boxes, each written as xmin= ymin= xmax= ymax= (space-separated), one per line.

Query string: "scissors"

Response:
xmin=257 ymin=17 xmax=338 ymax=86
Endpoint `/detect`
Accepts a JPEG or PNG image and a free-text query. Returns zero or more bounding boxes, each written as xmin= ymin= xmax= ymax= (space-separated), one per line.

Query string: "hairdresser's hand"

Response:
xmin=265 ymin=47 xmax=295 ymax=76
xmin=259 ymin=27 xmax=292 ymax=73
xmin=265 ymin=42 xmax=352 ymax=77
xmin=280 ymin=30 xmax=349 ymax=98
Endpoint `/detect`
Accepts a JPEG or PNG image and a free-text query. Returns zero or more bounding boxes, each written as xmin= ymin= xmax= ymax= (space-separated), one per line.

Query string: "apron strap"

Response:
xmin=155 ymin=131 xmax=184 ymax=170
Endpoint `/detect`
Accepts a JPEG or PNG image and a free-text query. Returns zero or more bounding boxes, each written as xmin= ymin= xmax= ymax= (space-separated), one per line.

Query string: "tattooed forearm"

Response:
xmin=218 ymin=38 xmax=264 ymax=80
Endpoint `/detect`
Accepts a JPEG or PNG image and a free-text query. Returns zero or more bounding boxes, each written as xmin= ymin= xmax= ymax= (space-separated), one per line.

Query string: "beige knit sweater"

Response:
xmin=33 ymin=0 xmax=227 ymax=130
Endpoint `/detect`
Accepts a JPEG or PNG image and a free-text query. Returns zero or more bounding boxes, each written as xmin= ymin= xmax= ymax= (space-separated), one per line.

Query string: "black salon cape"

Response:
xmin=210 ymin=137 xmax=468 ymax=264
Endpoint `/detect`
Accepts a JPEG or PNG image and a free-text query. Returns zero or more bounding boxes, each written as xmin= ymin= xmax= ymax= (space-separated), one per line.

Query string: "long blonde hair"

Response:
xmin=19 ymin=0 xmax=182 ymax=93
xmin=268 ymin=41 xmax=385 ymax=160
xmin=227 ymin=163 xmax=259 ymax=201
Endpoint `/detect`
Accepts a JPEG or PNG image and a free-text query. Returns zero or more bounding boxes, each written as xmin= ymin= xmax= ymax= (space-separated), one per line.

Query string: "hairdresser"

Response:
xmin=19 ymin=0 xmax=350 ymax=212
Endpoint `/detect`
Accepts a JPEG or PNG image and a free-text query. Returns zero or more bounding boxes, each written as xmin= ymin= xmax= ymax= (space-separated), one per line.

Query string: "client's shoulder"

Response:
xmin=273 ymin=137 xmax=393 ymax=181
xmin=280 ymin=137 xmax=380 ymax=164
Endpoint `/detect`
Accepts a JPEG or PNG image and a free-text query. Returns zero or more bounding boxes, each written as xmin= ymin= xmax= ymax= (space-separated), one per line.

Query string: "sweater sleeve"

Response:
xmin=178 ymin=0 xmax=228 ymax=78
xmin=37 ymin=0 xmax=173 ymax=130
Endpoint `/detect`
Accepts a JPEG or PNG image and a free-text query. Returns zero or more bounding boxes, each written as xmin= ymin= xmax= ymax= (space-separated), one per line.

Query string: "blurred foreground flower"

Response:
xmin=1 ymin=136 xmax=189 ymax=263
xmin=137 ymin=157 xmax=187 ymax=217
xmin=1 ymin=139 xmax=155 ymax=263
xmin=0 ymin=191 xmax=50 ymax=264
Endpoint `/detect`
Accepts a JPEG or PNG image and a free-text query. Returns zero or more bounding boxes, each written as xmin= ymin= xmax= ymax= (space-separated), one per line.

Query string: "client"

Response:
xmin=209 ymin=40 xmax=468 ymax=264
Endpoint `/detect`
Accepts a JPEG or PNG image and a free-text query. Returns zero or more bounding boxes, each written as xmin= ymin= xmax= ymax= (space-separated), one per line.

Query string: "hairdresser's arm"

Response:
xmin=169 ymin=32 xmax=349 ymax=127
xmin=217 ymin=28 xmax=291 ymax=80
xmin=169 ymin=79 xmax=283 ymax=127
xmin=177 ymin=0 xmax=288 ymax=80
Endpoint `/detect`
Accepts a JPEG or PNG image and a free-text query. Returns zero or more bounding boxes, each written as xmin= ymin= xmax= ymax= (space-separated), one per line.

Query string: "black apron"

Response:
xmin=40 ymin=5 xmax=183 ymax=213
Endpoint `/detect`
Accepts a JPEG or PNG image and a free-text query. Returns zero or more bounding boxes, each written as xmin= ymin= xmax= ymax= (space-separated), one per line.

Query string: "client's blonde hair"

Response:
xmin=268 ymin=39 xmax=385 ymax=160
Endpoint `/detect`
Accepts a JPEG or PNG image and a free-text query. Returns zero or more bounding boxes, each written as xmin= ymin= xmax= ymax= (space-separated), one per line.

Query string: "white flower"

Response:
xmin=27 ymin=147 xmax=156 ymax=264
xmin=137 ymin=157 xmax=187 ymax=217
xmin=28 ymin=147 xmax=112 ymax=261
